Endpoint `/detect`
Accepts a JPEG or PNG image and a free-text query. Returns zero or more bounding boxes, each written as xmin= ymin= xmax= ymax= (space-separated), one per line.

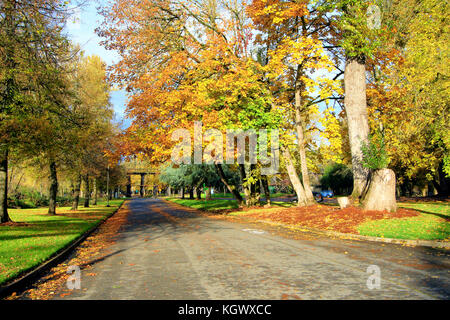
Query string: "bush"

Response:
xmin=320 ymin=163 xmax=353 ymax=196
xmin=361 ymin=134 xmax=390 ymax=170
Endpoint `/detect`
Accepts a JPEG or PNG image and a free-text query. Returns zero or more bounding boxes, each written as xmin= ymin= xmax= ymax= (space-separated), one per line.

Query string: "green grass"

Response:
xmin=207 ymin=192 xmax=292 ymax=199
xmin=168 ymin=198 xmax=239 ymax=211
xmin=167 ymin=197 xmax=295 ymax=212
xmin=358 ymin=202 xmax=450 ymax=240
xmin=0 ymin=199 xmax=124 ymax=286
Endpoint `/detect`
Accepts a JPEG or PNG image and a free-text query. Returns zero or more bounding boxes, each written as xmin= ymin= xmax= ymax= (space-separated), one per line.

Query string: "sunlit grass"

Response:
xmin=0 ymin=199 xmax=124 ymax=285
xmin=358 ymin=202 xmax=450 ymax=240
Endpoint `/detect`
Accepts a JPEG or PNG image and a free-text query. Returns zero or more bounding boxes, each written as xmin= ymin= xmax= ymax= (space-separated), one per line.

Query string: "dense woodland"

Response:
xmin=1 ymin=0 xmax=449 ymax=223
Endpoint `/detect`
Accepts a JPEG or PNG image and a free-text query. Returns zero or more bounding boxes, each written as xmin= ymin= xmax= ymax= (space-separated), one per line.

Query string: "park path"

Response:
xmin=56 ymin=198 xmax=449 ymax=300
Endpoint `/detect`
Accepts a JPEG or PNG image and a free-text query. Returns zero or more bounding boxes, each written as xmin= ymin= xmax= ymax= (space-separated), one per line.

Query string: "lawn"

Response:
xmin=167 ymin=198 xmax=239 ymax=211
xmin=167 ymin=197 xmax=295 ymax=211
xmin=0 ymin=199 xmax=124 ymax=286
xmin=358 ymin=202 xmax=450 ymax=240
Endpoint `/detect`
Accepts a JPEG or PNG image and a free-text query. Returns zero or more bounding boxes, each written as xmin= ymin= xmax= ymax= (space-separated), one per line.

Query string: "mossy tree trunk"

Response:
xmin=48 ymin=160 xmax=58 ymax=215
xmin=84 ymin=174 xmax=90 ymax=208
xmin=71 ymin=174 xmax=81 ymax=211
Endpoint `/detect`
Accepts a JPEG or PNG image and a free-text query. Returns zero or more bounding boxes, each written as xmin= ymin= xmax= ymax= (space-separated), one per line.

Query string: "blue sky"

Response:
xmin=66 ymin=1 xmax=131 ymax=128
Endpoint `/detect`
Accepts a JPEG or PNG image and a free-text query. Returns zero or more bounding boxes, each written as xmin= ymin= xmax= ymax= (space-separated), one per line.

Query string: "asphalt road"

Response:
xmin=56 ymin=198 xmax=449 ymax=300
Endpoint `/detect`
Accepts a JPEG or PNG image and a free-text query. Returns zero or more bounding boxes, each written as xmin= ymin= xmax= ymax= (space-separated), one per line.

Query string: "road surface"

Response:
xmin=56 ymin=198 xmax=449 ymax=300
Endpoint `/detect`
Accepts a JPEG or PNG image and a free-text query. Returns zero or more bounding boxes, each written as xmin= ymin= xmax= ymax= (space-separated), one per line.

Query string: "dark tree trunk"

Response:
xmin=239 ymin=164 xmax=251 ymax=204
xmin=215 ymin=163 xmax=244 ymax=206
xmin=181 ymin=187 xmax=185 ymax=199
xmin=93 ymin=178 xmax=98 ymax=205
xmin=84 ymin=174 xmax=90 ymax=208
xmin=189 ymin=187 xmax=194 ymax=200
xmin=196 ymin=186 xmax=202 ymax=200
xmin=140 ymin=174 xmax=145 ymax=198
xmin=126 ymin=175 xmax=132 ymax=198
xmin=205 ymin=186 xmax=212 ymax=201
xmin=71 ymin=174 xmax=81 ymax=211
xmin=0 ymin=148 xmax=10 ymax=223
xmin=262 ymin=176 xmax=271 ymax=207
xmin=249 ymin=164 xmax=260 ymax=206
xmin=344 ymin=57 xmax=370 ymax=200
xmin=436 ymin=161 xmax=449 ymax=197
xmin=48 ymin=160 xmax=58 ymax=215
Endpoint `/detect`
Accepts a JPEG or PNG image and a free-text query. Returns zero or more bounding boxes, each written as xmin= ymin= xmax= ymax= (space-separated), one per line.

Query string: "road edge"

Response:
xmin=0 ymin=200 xmax=128 ymax=299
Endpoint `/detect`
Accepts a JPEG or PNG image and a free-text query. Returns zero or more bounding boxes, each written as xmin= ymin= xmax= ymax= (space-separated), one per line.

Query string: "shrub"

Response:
xmin=320 ymin=163 xmax=353 ymax=196
xmin=361 ymin=133 xmax=390 ymax=170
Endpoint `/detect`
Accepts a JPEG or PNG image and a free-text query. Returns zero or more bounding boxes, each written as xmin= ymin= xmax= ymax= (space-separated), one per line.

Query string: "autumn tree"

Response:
xmin=0 ymin=0 xmax=78 ymax=221
xmin=366 ymin=0 xmax=449 ymax=197
xmin=248 ymin=0 xmax=342 ymax=206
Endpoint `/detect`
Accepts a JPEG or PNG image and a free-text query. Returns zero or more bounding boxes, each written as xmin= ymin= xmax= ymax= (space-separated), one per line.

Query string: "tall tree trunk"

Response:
xmin=84 ymin=174 xmax=90 ymax=208
xmin=0 ymin=148 xmax=10 ymax=223
xmin=239 ymin=164 xmax=251 ymax=205
xmin=93 ymin=178 xmax=98 ymax=205
xmin=181 ymin=187 xmax=185 ymax=199
xmin=189 ymin=187 xmax=194 ymax=200
xmin=48 ymin=160 xmax=58 ymax=215
xmin=437 ymin=161 xmax=449 ymax=197
xmin=294 ymin=81 xmax=316 ymax=205
xmin=261 ymin=176 xmax=271 ymax=207
xmin=196 ymin=186 xmax=202 ymax=200
xmin=215 ymin=163 xmax=244 ymax=206
xmin=205 ymin=186 xmax=212 ymax=201
xmin=1 ymin=1 xmax=16 ymax=223
xmin=71 ymin=174 xmax=81 ymax=211
xmin=344 ymin=57 xmax=370 ymax=200
xmin=282 ymin=146 xmax=309 ymax=206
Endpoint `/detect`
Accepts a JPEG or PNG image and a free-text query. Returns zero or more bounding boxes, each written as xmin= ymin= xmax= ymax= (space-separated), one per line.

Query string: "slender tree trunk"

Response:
xmin=205 ymin=186 xmax=212 ymax=201
xmin=344 ymin=57 xmax=370 ymax=200
xmin=282 ymin=146 xmax=309 ymax=206
xmin=196 ymin=186 xmax=202 ymax=200
xmin=181 ymin=187 xmax=185 ymax=199
xmin=294 ymin=82 xmax=315 ymax=205
xmin=215 ymin=163 xmax=244 ymax=205
xmin=93 ymin=178 xmax=98 ymax=205
xmin=0 ymin=148 xmax=10 ymax=223
xmin=84 ymin=174 xmax=90 ymax=208
xmin=239 ymin=164 xmax=251 ymax=205
xmin=189 ymin=187 xmax=194 ymax=200
xmin=48 ymin=160 xmax=58 ymax=215
xmin=437 ymin=161 xmax=449 ymax=197
xmin=71 ymin=174 xmax=81 ymax=211
xmin=262 ymin=176 xmax=271 ymax=206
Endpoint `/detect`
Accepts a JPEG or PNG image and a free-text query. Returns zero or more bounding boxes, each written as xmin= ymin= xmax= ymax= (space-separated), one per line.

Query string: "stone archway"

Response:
xmin=126 ymin=171 xmax=155 ymax=198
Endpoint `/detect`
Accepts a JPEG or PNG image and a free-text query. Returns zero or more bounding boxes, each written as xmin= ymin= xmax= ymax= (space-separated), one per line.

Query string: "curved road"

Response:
xmin=57 ymin=198 xmax=449 ymax=300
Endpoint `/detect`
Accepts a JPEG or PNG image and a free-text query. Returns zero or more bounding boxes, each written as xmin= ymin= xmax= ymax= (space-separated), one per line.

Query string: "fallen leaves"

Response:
xmin=236 ymin=205 xmax=420 ymax=234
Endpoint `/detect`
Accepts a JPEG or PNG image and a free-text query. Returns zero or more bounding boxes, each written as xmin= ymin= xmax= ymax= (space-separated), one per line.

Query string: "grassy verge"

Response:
xmin=0 ymin=199 xmax=124 ymax=286
xmin=167 ymin=197 xmax=295 ymax=212
xmin=358 ymin=202 xmax=449 ymax=240
xmin=167 ymin=198 xmax=239 ymax=211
